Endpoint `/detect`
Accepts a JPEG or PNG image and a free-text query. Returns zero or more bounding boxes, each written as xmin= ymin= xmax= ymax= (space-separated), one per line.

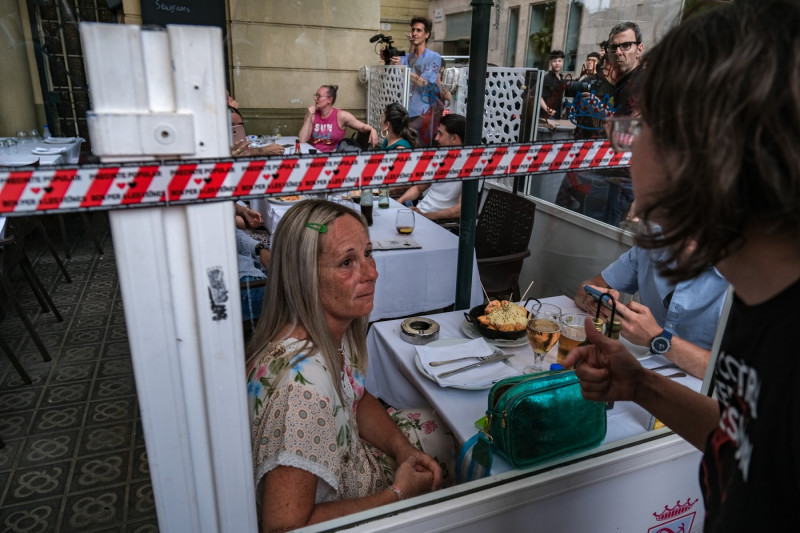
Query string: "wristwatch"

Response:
xmin=649 ymin=329 xmax=673 ymax=354
xmin=254 ymin=243 xmax=267 ymax=255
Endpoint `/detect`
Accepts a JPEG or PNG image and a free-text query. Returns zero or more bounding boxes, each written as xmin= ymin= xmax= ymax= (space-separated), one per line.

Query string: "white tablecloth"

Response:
xmin=0 ymin=137 xmax=83 ymax=166
xmin=252 ymin=196 xmax=483 ymax=321
xmin=365 ymin=295 xmax=702 ymax=474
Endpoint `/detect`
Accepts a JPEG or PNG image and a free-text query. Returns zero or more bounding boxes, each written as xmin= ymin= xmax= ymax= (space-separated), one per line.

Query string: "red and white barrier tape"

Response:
xmin=0 ymin=140 xmax=629 ymax=215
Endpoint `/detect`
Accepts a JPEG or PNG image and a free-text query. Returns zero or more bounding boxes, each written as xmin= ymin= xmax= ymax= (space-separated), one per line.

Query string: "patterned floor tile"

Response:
xmin=0 ymin=388 xmax=43 ymax=414
xmin=131 ymin=447 xmax=149 ymax=482
xmin=62 ymin=485 xmax=125 ymax=531
xmin=30 ymin=405 xmax=88 ymax=436
xmin=50 ymin=362 xmax=97 ymax=384
xmin=17 ymin=430 xmax=79 ymax=468
xmin=97 ymin=358 xmax=132 ymax=379
xmin=65 ymin=327 xmax=107 ymax=346
xmin=42 ymin=382 xmax=92 ymax=407
xmin=125 ymin=480 xmax=155 ymax=524
xmin=72 ymin=314 xmax=110 ymax=330
xmin=77 ymin=424 xmax=133 ymax=457
xmin=102 ymin=342 xmax=130 ymax=360
xmin=77 ymin=301 xmax=113 ymax=316
xmin=87 ymin=398 xmax=136 ymax=425
xmin=4 ymin=460 xmax=71 ymax=506
xmin=60 ymin=344 xmax=102 ymax=363
xmin=1 ymin=362 xmax=52 ymax=389
xmin=0 ymin=437 xmax=23 ymax=473
xmin=0 ymin=498 xmax=61 ymax=533
xmin=91 ymin=377 xmax=136 ymax=401
xmin=0 ymin=411 xmax=35 ymax=440
xmin=125 ymin=518 xmax=159 ymax=533
xmin=69 ymin=451 xmax=130 ymax=494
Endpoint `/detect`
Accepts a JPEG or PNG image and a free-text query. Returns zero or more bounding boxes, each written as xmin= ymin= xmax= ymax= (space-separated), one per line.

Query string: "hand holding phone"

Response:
xmin=583 ymin=285 xmax=623 ymax=316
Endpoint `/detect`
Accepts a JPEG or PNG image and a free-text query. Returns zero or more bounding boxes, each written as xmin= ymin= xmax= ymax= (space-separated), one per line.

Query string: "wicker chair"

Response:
xmin=474 ymin=189 xmax=536 ymax=300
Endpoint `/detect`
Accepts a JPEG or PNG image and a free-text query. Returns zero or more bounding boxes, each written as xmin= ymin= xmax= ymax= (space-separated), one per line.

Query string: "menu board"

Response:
xmin=140 ymin=1 xmax=226 ymax=31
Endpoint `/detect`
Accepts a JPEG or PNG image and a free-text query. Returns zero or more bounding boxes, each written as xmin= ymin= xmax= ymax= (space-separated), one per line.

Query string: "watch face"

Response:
xmin=652 ymin=337 xmax=670 ymax=353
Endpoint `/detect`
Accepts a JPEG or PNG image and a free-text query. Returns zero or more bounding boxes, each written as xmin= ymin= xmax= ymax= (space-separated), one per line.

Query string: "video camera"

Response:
xmin=565 ymin=77 xmax=603 ymax=97
xmin=370 ymin=33 xmax=406 ymax=65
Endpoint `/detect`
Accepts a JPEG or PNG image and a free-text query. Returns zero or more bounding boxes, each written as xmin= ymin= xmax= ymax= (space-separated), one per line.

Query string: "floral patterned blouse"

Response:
xmin=247 ymin=338 xmax=390 ymax=503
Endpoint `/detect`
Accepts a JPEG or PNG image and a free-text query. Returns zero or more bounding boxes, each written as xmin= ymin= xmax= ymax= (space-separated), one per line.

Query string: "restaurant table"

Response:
xmin=251 ymin=196 xmax=483 ymax=321
xmin=365 ymin=295 xmax=703 ymax=474
xmin=0 ymin=136 xmax=83 ymax=166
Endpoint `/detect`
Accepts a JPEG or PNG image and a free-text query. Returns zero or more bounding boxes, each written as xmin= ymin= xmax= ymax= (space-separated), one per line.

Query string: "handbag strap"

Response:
xmin=456 ymin=432 xmax=494 ymax=483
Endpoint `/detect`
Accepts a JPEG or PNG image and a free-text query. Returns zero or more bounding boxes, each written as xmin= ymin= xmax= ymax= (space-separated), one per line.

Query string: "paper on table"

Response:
xmin=374 ymin=236 xmax=421 ymax=250
xmin=416 ymin=337 xmax=518 ymax=388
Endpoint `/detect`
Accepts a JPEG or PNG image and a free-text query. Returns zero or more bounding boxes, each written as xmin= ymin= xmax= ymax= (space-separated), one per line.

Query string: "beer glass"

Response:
xmin=557 ymin=313 xmax=588 ymax=366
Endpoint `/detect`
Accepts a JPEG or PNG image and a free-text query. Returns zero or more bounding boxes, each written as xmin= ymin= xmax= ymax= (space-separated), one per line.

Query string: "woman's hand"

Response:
xmin=393 ymin=444 xmax=442 ymax=491
xmin=562 ymin=317 xmax=645 ymax=404
xmin=262 ymin=143 xmax=285 ymax=156
xmin=368 ymin=127 xmax=379 ymax=147
xmin=306 ymin=105 xmax=317 ymax=117
xmin=392 ymin=456 xmax=437 ymax=499
xmin=239 ymin=206 xmax=264 ymax=228
xmin=232 ymin=139 xmax=251 ymax=157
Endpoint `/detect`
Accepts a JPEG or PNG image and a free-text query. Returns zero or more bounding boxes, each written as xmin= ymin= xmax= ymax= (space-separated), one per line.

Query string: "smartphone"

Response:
xmin=232 ymin=124 xmax=247 ymax=145
xmin=583 ymin=285 xmax=622 ymax=315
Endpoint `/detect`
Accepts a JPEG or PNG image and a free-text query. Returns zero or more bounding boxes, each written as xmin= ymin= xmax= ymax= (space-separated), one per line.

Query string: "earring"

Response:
xmin=380 ymin=127 xmax=389 ymax=140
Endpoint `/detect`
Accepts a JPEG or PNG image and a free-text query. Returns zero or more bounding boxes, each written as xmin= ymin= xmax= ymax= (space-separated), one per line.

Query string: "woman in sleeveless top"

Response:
xmin=299 ymin=85 xmax=379 ymax=153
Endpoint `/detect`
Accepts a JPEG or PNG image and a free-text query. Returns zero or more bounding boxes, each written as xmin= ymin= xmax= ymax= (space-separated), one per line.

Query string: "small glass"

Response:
xmin=525 ymin=302 xmax=562 ymax=372
xmin=378 ymin=188 xmax=390 ymax=208
xmin=395 ymin=209 xmax=415 ymax=235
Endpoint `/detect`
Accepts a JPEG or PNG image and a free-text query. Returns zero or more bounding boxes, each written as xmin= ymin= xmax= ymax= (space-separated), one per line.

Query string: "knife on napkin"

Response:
xmin=437 ymin=352 xmax=513 ymax=378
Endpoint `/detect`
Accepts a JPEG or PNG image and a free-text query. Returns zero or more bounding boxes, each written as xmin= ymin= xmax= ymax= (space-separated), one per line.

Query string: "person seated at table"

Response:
xmin=574 ymin=244 xmax=729 ymax=378
xmin=246 ymin=199 xmax=454 ymax=531
xmin=298 ymin=85 xmax=379 ymax=153
xmin=237 ymin=228 xmax=269 ymax=323
xmin=228 ymin=91 xmax=285 ymax=157
xmin=396 ymin=113 xmax=465 ymax=221
xmin=380 ymin=102 xmax=418 ymax=150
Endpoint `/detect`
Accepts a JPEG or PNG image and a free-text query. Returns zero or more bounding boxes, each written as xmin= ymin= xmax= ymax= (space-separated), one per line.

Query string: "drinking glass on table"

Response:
xmin=395 ymin=209 xmax=415 ymax=235
xmin=525 ymin=302 xmax=562 ymax=372
xmin=557 ymin=313 xmax=588 ymax=366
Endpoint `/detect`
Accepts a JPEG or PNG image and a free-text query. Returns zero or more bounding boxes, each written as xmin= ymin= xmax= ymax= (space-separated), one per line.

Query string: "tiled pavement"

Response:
xmin=0 ymin=214 xmax=158 ymax=532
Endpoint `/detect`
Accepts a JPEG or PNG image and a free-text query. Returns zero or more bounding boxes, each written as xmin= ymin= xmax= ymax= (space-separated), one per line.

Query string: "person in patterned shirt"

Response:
xmin=245 ymin=199 xmax=453 ymax=531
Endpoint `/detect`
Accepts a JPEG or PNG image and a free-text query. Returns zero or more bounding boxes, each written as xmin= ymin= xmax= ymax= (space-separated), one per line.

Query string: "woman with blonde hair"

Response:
xmin=246 ymin=199 xmax=453 ymax=531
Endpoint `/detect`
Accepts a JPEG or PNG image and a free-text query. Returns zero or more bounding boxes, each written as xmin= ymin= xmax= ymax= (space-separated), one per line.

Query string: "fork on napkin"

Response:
xmin=416 ymin=338 xmax=518 ymax=388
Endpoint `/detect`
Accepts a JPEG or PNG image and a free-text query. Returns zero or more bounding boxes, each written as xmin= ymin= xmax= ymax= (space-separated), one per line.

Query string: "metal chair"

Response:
xmin=474 ymin=188 xmax=536 ymax=301
xmin=0 ymin=218 xmax=66 ymax=363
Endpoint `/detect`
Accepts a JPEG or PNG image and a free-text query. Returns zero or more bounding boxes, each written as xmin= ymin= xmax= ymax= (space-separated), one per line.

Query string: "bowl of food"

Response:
xmin=464 ymin=299 xmax=531 ymax=341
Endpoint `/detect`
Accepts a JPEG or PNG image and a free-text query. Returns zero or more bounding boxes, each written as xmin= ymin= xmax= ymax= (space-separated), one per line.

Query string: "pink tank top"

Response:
xmin=310 ymin=108 xmax=347 ymax=153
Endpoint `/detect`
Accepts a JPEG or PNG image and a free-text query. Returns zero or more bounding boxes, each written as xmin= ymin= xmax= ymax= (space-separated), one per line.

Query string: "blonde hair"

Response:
xmin=245 ymin=199 xmax=370 ymax=399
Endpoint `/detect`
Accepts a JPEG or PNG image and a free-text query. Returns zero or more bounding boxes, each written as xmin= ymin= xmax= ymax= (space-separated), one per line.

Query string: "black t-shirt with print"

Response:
xmin=700 ymin=277 xmax=800 ymax=531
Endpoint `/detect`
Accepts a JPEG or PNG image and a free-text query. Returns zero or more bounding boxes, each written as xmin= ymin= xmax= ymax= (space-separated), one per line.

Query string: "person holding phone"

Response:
xmin=575 ymin=244 xmax=728 ymax=378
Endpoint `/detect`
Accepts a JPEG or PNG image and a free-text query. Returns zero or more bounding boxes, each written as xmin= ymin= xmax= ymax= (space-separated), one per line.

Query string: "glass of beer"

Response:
xmin=557 ymin=313 xmax=588 ymax=366
xmin=525 ymin=302 xmax=562 ymax=372
xmin=395 ymin=209 xmax=415 ymax=234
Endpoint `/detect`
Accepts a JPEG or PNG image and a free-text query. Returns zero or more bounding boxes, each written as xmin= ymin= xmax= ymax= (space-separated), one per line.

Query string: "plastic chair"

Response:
xmin=474 ymin=189 xmax=536 ymax=301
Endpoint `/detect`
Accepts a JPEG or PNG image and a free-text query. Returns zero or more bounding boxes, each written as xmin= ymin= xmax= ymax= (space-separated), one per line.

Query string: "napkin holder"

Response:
xmin=400 ymin=317 xmax=440 ymax=345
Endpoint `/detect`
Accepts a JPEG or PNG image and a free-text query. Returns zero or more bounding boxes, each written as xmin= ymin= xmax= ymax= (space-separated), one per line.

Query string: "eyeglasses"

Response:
xmin=313 ymin=93 xmax=329 ymax=100
xmin=605 ymin=116 xmax=642 ymax=152
xmin=605 ymin=41 xmax=639 ymax=54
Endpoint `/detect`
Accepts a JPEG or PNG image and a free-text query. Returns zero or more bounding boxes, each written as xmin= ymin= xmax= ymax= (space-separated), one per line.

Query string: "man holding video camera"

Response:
xmin=390 ymin=16 xmax=442 ymax=145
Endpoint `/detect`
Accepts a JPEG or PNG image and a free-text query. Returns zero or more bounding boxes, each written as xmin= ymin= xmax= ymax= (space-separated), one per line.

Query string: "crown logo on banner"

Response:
xmin=653 ymin=498 xmax=699 ymax=521
xmin=564 ymin=91 xmax=617 ymax=131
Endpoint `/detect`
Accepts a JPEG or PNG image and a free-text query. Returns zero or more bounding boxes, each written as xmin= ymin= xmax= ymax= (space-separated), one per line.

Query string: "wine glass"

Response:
xmin=395 ymin=209 xmax=415 ymax=235
xmin=525 ymin=302 xmax=562 ymax=372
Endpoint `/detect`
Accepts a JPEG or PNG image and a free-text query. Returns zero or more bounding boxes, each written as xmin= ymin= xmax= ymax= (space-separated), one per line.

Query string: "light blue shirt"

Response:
xmin=401 ymin=48 xmax=442 ymax=117
xmin=601 ymin=246 xmax=729 ymax=349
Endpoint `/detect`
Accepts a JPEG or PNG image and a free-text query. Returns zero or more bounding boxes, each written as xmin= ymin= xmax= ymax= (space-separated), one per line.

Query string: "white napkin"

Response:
xmin=416 ymin=338 xmax=518 ymax=388
xmin=32 ymin=147 xmax=67 ymax=155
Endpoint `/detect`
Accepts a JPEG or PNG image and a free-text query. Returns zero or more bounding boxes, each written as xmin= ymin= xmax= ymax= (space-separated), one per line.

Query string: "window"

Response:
xmin=564 ymin=0 xmax=585 ymax=72
xmin=526 ymin=2 xmax=556 ymax=69
xmin=506 ymin=7 xmax=521 ymax=66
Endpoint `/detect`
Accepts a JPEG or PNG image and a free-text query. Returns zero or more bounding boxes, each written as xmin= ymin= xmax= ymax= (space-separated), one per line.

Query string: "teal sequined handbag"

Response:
xmin=458 ymin=370 xmax=607 ymax=478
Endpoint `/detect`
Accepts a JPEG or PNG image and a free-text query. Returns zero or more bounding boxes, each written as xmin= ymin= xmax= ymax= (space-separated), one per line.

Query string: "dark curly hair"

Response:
xmin=635 ymin=0 xmax=800 ymax=282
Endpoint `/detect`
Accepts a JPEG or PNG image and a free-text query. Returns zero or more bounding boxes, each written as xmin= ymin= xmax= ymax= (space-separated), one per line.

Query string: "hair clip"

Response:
xmin=305 ymin=222 xmax=327 ymax=233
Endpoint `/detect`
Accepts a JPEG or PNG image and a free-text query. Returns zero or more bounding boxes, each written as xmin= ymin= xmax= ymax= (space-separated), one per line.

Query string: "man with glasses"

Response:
xmin=605 ymin=21 xmax=644 ymax=117
xmin=390 ymin=16 xmax=442 ymax=145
